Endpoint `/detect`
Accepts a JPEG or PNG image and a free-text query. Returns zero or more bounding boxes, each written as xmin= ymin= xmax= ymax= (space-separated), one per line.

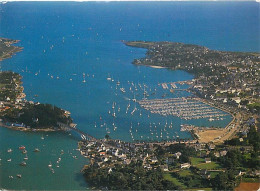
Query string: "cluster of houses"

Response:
xmin=191 ymin=56 xmax=259 ymax=113
xmin=79 ymin=137 xmax=232 ymax=178
xmin=0 ymin=72 xmax=26 ymax=113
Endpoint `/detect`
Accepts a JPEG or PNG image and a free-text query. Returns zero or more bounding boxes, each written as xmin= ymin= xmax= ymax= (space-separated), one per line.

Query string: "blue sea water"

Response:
xmin=0 ymin=1 xmax=259 ymax=190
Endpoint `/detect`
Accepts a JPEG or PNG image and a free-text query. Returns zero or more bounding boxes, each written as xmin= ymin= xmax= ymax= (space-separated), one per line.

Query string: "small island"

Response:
xmin=0 ymin=38 xmax=74 ymax=131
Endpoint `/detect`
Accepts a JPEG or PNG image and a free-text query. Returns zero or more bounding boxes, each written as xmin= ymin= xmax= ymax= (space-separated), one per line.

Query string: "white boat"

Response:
xmin=208 ymin=117 xmax=214 ymax=121
xmin=120 ymin=88 xmax=126 ymax=93
xmin=7 ymin=159 xmax=11 ymax=162
xmin=48 ymin=162 xmax=52 ymax=168
xmin=20 ymin=161 xmax=27 ymax=166
xmin=17 ymin=174 xmax=22 ymax=178
xmin=112 ymin=112 xmax=116 ymax=117
xmin=7 ymin=149 xmax=12 ymax=153
xmin=24 ymin=154 xmax=28 ymax=160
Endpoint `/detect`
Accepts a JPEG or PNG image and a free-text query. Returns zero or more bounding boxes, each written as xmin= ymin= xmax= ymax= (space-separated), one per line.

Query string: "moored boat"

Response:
xmin=24 ymin=155 xmax=28 ymax=160
xmin=19 ymin=146 xmax=25 ymax=150
xmin=20 ymin=161 xmax=27 ymax=166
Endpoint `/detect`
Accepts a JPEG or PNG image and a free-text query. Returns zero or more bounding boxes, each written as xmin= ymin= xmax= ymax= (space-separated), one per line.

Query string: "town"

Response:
xmin=124 ymin=41 xmax=259 ymax=116
xmin=79 ymin=123 xmax=259 ymax=190
xmin=78 ymin=41 xmax=260 ymax=190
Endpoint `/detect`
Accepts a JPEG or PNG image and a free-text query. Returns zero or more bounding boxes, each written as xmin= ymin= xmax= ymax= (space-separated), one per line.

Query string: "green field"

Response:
xmin=191 ymin=157 xmax=204 ymax=165
xmin=196 ymin=162 xmax=221 ymax=170
xmin=163 ymin=173 xmax=187 ymax=189
xmin=242 ymin=177 xmax=260 ymax=183
xmin=178 ymin=170 xmax=192 ymax=177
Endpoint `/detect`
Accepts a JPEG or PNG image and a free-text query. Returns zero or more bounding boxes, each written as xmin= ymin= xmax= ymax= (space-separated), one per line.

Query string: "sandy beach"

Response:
xmin=195 ymin=113 xmax=241 ymax=143
xmin=149 ymin=65 xmax=167 ymax=69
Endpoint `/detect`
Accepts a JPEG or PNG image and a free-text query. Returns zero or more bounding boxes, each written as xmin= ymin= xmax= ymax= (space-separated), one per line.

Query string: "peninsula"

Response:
xmin=0 ymin=38 xmax=74 ymax=131
xmin=0 ymin=38 xmax=23 ymax=61
xmin=124 ymin=41 xmax=260 ymax=143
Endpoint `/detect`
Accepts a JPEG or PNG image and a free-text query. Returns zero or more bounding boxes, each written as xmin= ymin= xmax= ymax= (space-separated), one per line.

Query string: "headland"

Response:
xmin=124 ymin=40 xmax=260 ymax=143
xmin=0 ymin=38 xmax=75 ymax=132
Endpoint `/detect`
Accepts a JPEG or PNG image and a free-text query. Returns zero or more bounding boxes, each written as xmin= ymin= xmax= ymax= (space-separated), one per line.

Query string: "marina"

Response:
xmin=138 ymin=97 xmax=229 ymax=120
xmin=0 ymin=1 xmax=257 ymax=190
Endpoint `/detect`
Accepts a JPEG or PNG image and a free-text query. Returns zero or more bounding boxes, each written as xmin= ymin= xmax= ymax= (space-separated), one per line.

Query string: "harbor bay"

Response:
xmin=0 ymin=1 xmax=259 ymax=190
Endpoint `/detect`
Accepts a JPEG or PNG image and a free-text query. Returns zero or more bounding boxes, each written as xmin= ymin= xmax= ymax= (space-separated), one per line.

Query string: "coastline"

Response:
xmin=0 ymin=38 xmax=73 ymax=133
xmin=124 ymin=40 xmax=252 ymax=144
xmin=149 ymin=65 xmax=167 ymax=69
xmin=194 ymin=98 xmax=239 ymax=143
xmin=0 ymin=121 xmax=57 ymax=132
xmin=0 ymin=38 xmax=23 ymax=61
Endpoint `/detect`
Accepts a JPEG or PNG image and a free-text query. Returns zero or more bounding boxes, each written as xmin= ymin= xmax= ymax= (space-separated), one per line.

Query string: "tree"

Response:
xmin=212 ymin=172 xmax=229 ymax=190
xmin=105 ymin=134 xmax=110 ymax=140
